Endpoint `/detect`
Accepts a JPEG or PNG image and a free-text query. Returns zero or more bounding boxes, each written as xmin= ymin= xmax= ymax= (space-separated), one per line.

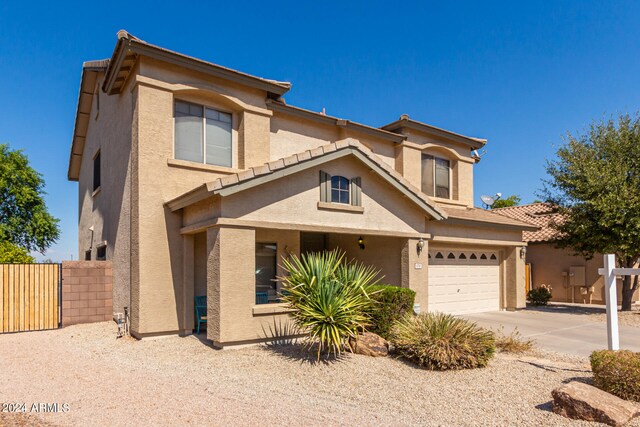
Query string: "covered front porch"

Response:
xmin=182 ymin=224 xmax=428 ymax=348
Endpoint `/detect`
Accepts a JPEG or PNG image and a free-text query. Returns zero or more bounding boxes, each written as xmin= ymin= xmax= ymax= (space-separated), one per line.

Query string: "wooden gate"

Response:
xmin=0 ymin=264 xmax=61 ymax=333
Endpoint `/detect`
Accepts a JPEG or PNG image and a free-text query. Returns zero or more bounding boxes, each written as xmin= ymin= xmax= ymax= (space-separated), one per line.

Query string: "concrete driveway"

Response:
xmin=462 ymin=305 xmax=640 ymax=357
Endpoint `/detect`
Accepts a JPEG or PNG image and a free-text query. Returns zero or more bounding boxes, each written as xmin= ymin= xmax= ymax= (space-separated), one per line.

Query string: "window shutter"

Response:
xmin=350 ymin=177 xmax=361 ymax=206
xmin=319 ymin=171 xmax=331 ymax=202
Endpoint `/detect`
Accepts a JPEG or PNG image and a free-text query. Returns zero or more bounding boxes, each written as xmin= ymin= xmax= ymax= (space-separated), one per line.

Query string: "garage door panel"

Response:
xmin=427 ymin=250 xmax=500 ymax=315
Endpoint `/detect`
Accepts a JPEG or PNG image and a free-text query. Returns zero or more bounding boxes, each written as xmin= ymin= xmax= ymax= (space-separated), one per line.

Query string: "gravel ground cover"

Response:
xmin=527 ymin=303 xmax=640 ymax=328
xmin=1 ymin=322 xmax=639 ymax=427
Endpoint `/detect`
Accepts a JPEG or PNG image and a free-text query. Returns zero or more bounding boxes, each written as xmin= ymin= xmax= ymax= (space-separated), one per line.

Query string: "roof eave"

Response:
xmin=103 ymin=33 xmax=291 ymax=97
xmin=382 ymin=119 xmax=486 ymax=149
xmin=444 ymin=217 xmax=540 ymax=231
xmin=266 ymin=100 xmax=406 ymax=143
xmin=68 ymin=63 xmax=107 ymax=181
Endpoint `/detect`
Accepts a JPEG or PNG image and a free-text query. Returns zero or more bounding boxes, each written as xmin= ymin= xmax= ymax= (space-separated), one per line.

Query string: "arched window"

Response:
xmin=459 ymin=253 xmax=467 ymax=259
xmin=490 ymin=254 xmax=497 ymax=260
xmin=435 ymin=252 xmax=444 ymax=259
xmin=331 ymin=176 xmax=350 ymax=204
xmin=447 ymin=252 xmax=455 ymax=259
xmin=470 ymin=253 xmax=477 ymax=259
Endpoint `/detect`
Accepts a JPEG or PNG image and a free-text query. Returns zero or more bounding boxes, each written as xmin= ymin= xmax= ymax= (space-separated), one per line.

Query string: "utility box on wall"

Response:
xmin=569 ymin=266 xmax=586 ymax=288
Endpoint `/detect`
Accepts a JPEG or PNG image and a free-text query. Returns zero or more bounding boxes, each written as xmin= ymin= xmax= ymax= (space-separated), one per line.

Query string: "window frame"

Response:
xmin=330 ymin=175 xmax=351 ymax=204
xmin=96 ymin=245 xmax=106 ymax=261
xmin=92 ymin=150 xmax=101 ymax=195
xmin=421 ymin=153 xmax=452 ymax=199
xmin=173 ymin=99 xmax=235 ymax=168
xmin=255 ymin=242 xmax=278 ymax=305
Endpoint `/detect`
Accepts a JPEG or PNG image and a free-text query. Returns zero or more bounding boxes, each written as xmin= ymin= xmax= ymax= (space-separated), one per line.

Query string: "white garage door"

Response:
xmin=427 ymin=249 xmax=500 ymax=315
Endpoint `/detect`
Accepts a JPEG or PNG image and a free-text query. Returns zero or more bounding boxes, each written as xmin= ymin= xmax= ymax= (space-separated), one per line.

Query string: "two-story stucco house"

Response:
xmin=68 ymin=31 xmax=536 ymax=347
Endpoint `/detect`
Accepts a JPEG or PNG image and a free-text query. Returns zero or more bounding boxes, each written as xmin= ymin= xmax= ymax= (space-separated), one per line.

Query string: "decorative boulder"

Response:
xmin=349 ymin=332 xmax=388 ymax=357
xmin=552 ymin=381 xmax=640 ymax=426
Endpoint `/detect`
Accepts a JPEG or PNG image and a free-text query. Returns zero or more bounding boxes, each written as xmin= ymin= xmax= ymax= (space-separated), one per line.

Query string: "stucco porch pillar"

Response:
xmin=401 ymin=238 xmax=429 ymax=313
xmin=504 ymin=246 xmax=526 ymax=310
xmin=206 ymin=226 xmax=256 ymax=345
xmin=181 ymin=234 xmax=195 ymax=334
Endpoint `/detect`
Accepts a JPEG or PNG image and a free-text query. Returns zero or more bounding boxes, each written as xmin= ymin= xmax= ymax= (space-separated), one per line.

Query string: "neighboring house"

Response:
xmin=493 ymin=203 xmax=639 ymax=304
xmin=67 ymin=31 xmax=536 ymax=348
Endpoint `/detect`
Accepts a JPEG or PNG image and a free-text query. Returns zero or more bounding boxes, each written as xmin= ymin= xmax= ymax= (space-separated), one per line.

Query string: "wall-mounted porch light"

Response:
xmin=358 ymin=236 xmax=365 ymax=250
xmin=417 ymin=238 xmax=425 ymax=255
xmin=520 ymin=246 xmax=527 ymax=259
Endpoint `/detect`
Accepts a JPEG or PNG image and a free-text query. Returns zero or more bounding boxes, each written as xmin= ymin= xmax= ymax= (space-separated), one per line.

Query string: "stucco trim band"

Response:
xmin=180 ymin=217 xmax=432 ymax=239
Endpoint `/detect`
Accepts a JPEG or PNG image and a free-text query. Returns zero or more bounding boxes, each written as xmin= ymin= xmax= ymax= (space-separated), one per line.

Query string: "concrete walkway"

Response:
xmin=462 ymin=305 xmax=640 ymax=357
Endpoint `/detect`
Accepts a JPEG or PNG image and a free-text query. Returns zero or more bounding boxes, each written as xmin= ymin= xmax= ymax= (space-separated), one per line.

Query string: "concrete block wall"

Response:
xmin=61 ymin=261 xmax=113 ymax=326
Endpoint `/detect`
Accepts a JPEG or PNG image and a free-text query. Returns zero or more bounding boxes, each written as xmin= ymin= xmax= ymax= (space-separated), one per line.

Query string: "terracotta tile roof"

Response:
xmin=440 ymin=206 xmax=540 ymax=230
xmin=492 ymin=203 xmax=562 ymax=242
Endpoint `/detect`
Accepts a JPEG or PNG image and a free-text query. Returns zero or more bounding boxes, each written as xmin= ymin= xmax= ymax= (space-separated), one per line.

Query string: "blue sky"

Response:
xmin=1 ymin=1 xmax=639 ymax=261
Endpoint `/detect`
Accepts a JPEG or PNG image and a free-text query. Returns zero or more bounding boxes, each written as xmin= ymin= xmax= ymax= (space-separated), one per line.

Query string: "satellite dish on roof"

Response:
xmin=481 ymin=193 xmax=502 ymax=209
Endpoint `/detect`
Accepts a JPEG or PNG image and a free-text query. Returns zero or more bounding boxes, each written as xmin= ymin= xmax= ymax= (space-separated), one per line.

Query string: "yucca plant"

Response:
xmin=279 ymin=250 xmax=380 ymax=360
xmin=391 ymin=312 xmax=496 ymax=370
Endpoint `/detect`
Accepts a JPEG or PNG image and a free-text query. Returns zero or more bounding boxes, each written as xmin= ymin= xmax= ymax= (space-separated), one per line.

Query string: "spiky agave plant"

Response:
xmin=279 ymin=250 xmax=380 ymax=360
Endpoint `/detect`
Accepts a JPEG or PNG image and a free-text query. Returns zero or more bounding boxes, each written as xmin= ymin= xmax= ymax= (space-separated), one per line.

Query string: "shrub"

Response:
xmin=279 ymin=250 xmax=380 ymax=359
xmin=366 ymin=285 xmax=416 ymax=339
xmin=390 ymin=312 xmax=495 ymax=370
xmin=590 ymin=350 xmax=640 ymax=402
xmin=527 ymin=285 xmax=552 ymax=305
xmin=495 ymin=328 xmax=534 ymax=353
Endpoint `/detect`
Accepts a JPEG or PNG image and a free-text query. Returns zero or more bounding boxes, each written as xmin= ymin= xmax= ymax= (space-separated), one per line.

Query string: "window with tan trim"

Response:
xmin=421 ymin=154 xmax=451 ymax=199
xmin=174 ymin=100 xmax=232 ymax=167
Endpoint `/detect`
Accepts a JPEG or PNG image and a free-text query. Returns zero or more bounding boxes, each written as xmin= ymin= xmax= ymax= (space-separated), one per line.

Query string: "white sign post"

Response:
xmin=603 ymin=254 xmax=620 ymax=351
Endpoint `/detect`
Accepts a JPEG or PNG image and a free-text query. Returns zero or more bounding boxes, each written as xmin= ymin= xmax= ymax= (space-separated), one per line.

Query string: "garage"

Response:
xmin=427 ymin=249 xmax=500 ymax=315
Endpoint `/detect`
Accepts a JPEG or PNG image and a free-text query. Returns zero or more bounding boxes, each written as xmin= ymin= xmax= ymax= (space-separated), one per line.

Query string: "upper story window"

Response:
xmin=331 ymin=176 xmax=350 ymax=204
xmin=174 ymin=100 xmax=232 ymax=168
xmin=319 ymin=171 xmax=362 ymax=207
xmin=421 ymin=154 xmax=450 ymax=199
xmin=93 ymin=151 xmax=101 ymax=193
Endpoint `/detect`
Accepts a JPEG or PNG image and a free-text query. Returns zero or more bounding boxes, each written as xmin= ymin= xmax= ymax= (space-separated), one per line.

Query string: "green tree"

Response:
xmin=492 ymin=194 xmax=521 ymax=209
xmin=0 ymin=241 xmax=35 ymax=263
xmin=542 ymin=113 xmax=640 ymax=311
xmin=0 ymin=144 xmax=59 ymax=260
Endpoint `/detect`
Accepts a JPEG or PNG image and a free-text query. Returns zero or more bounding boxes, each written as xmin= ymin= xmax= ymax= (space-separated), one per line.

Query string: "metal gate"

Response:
xmin=0 ymin=264 xmax=61 ymax=333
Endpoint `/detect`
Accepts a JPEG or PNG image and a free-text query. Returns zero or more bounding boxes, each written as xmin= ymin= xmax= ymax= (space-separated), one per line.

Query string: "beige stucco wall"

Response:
xmin=327 ymin=234 xmax=403 ymax=287
xmin=206 ymin=226 xmax=297 ymax=346
xmin=77 ymin=72 xmax=133 ymax=316
xmin=221 ymin=156 xmax=427 ymax=234
xmin=395 ymin=128 xmax=476 ymax=207
xmin=527 ymin=243 xmax=639 ymax=304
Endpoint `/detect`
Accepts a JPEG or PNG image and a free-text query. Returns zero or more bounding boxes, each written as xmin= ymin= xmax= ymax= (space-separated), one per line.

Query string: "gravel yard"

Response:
xmin=1 ymin=322 xmax=639 ymax=427
xmin=527 ymin=303 xmax=640 ymax=328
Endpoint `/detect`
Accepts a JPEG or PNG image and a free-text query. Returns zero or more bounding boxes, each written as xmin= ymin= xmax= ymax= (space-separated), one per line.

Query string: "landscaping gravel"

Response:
xmin=1 ymin=322 xmax=639 ymax=427
xmin=589 ymin=307 xmax=640 ymax=328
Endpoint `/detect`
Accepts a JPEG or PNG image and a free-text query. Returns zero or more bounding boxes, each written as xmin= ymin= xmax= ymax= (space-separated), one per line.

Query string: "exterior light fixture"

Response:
xmin=417 ymin=238 xmax=425 ymax=255
xmin=520 ymin=246 xmax=527 ymax=259
xmin=358 ymin=236 xmax=365 ymax=250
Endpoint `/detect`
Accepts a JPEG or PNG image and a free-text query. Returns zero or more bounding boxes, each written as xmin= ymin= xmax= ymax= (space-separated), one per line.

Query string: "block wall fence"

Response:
xmin=61 ymin=261 xmax=112 ymax=326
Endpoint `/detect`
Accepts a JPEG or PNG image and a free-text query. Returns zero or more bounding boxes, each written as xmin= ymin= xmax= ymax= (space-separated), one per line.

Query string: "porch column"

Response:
xmin=206 ymin=226 xmax=256 ymax=345
xmin=505 ymin=246 xmax=526 ymax=310
xmin=401 ymin=238 xmax=429 ymax=312
xmin=181 ymin=234 xmax=195 ymax=334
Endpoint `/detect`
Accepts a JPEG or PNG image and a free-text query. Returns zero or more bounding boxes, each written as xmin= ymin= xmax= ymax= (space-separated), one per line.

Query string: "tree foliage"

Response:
xmin=0 ymin=241 xmax=35 ymax=263
xmin=492 ymin=194 xmax=521 ymax=209
xmin=541 ymin=113 xmax=640 ymax=310
xmin=0 ymin=144 xmax=60 ymax=254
